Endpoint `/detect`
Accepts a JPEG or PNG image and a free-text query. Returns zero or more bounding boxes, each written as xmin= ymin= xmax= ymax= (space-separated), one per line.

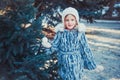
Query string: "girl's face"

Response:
xmin=64 ymin=14 xmax=77 ymax=30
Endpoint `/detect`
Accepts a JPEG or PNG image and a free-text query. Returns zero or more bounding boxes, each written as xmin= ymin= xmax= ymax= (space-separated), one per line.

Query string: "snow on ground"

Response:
xmin=82 ymin=21 xmax=120 ymax=80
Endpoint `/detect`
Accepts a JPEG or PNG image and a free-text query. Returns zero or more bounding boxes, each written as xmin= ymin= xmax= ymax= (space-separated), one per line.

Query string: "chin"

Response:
xmin=67 ymin=28 xmax=74 ymax=30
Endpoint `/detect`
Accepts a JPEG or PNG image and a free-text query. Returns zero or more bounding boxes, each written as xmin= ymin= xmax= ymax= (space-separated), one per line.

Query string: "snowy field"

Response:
xmin=82 ymin=21 xmax=120 ymax=80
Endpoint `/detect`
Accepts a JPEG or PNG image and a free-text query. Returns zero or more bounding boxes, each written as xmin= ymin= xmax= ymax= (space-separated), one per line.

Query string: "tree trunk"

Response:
xmin=104 ymin=0 xmax=115 ymax=18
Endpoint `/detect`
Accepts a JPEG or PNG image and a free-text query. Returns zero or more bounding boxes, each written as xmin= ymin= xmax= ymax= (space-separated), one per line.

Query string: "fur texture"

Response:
xmin=55 ymin=23 xmax=86 ymax=33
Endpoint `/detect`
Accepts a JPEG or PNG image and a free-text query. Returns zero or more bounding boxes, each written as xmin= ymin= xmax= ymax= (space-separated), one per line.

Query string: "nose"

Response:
xmin=68 ymin=20 xmax=72 ymax=24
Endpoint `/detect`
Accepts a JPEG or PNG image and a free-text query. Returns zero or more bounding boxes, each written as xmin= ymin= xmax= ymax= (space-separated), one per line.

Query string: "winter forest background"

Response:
xmin=0 ymin=0 xmax=120 ymax=80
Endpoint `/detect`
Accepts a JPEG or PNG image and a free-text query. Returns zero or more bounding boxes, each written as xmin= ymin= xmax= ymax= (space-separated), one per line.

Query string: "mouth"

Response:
xmin=69 ymin=25 xmax=72 ymax=26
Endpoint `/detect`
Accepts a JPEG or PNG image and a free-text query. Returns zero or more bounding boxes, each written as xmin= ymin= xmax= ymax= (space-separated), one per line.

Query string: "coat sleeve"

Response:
xmin=80 ymin=32 xmax=96 ymax=70
xmin=45 ymin=32 xmax=60 ymax=55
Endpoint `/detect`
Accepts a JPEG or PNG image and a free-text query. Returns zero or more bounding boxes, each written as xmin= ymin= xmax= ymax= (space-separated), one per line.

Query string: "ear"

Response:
xmin=76 ymin=23 xmax=86 ymax=32
xmin=55 ymin=23 xmax=64 ymax=32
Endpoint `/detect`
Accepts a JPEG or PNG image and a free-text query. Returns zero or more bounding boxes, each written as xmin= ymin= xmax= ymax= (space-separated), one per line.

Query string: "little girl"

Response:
xmin=42 ymin=7 xmax=96 ymax=80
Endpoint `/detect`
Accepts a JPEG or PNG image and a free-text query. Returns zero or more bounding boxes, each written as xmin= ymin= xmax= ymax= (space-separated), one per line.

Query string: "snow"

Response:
xmin=95 ymin=20 xmax=120 ymax=23
xmin=81 ymin=19 xmax=120 ymax=23
xmin=81 ymin=22 xmax=120 ymax=80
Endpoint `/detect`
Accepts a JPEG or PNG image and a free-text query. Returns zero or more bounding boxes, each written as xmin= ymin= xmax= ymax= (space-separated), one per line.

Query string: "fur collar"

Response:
xmin=55 ymin=23 xmax=86 ymax=33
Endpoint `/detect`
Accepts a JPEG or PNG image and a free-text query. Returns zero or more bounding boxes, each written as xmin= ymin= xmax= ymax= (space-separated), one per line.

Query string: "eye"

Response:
xmin=65 ymin=19 xmax=69 ymax=21
xmin=71 ymin=19 xmax=75 ymax=21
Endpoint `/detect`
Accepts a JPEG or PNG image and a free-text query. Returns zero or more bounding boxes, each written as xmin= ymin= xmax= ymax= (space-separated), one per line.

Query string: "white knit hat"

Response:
xmin=62 ymin=7 xmax=79 ymax=24
xmin=55 ymin=7 xmax=86 ymax=33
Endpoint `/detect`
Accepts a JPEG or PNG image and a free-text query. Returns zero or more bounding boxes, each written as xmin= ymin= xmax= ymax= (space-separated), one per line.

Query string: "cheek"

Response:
xmin=64 ymin=22 xmax=66 ymax=26
xmin=64 ymin=22 xmax=68 ymax=26
xmin=73 ymin=21 xmax=77 ymax=26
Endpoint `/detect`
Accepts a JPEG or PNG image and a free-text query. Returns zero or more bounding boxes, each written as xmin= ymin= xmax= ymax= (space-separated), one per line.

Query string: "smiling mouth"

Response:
xmin=69 ymin=25 xmax=72 ymax=26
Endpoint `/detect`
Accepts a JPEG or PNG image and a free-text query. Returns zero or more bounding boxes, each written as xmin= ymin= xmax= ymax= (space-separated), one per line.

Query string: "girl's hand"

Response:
xmin=41 ymin=37 xmax=51 ymax=48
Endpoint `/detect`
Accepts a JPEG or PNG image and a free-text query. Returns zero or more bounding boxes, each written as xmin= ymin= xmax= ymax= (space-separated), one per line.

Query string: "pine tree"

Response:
xmin=34 ymin=0 xmax=103 ymax=25
xmin=0 ymin=0 xmax=60 ymax=80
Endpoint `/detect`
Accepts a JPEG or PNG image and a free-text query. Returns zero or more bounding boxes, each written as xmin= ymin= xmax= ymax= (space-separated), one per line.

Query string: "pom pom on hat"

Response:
xmin=62 ymin=7 xmax=79 ymax=24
